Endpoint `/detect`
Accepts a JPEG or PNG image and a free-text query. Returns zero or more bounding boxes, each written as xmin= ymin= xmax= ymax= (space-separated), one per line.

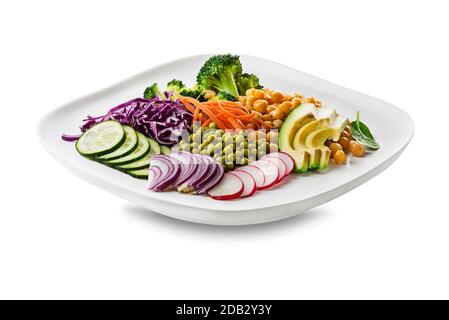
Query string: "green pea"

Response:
xmin=223 ymin=145 xmax=234 ymax=155
xmin=248 ymin=149 xmax=257 ymax=161
xmin=200 ymin=150 xmax=210 ymax=156
xmin=234 ymin=135 xmax=244 ymax=145
xmin=247 ymin=143 xmax=257 ymax=151
xmin=192 ymin=133 xmax=202 ymax=144
xmin=214 ymin=143 xmax=223 ymax=154
xmin=191 ymin=148 xmax=199 ymax=154
xmin=225 ymin=153 xmax=235 ymax=163
xmin=207 ymin=143 xmax=215 ymax=155
xmin=208 ymin=122 xmax=218 ymax=129
xmin=223 ymin=136 xmax=233 ymax=145
xmin=235 ymin=150 xmax=244 ymax=159
xmin=258 ymin=142 xmax=268 ymax=150
xmin=214 ymin=138 xmax=223 ymax=146
xmin=214 ymin=156 xmax=223 ymax=164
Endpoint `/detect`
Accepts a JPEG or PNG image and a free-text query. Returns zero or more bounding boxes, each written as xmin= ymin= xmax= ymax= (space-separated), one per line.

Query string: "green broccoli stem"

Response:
xmin=217 ymin=73 xmax=239 ymax=98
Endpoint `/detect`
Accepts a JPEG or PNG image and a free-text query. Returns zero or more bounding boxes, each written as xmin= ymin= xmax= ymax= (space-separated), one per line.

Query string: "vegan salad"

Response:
xmin=63 ymin=54 xmax=379 ymax=200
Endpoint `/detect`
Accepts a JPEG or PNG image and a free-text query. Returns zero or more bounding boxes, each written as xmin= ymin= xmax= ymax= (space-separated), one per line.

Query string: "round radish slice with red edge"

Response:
xmin=264 ymin=157 xmax=287 ymax=180
xmin=235 ymin=166 xmax=265 ymax=189
xmin=264 ymin=152 xmax=294 ymax=175
xmin=229 ymin=170 xmax=256 ymax=198
xmin=207 ymin=173 xmax=244 ymax=200
xmin=249 ymin=160 xmax=279 ymax=190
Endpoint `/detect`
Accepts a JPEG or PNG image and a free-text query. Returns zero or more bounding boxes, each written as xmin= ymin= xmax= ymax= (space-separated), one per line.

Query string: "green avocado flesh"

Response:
xmin=279 ymin=103 xmax=348 ymax=172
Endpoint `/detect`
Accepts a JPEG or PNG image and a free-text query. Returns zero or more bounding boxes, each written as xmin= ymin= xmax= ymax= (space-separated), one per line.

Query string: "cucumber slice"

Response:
xmin=117 ymin=153 xmax=151 ymax=171
xmin=148 ymin=138 xmax=161 ymax=155
xmin=76 ymin=121 xmax=125 ymax=157
xmin=160 ymin=145 xmax=171 ymax=155
xmin=96 ymin=126 xmax=138 ymax=161
xmin=105 ymin=132 xmax=150 ymax=166
xmin=127 ymin=168 xmax=149 ymax=179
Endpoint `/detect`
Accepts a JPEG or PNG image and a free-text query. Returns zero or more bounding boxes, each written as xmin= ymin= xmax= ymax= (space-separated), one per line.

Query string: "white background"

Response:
xmin=1 ymin=0 xmax=448 ymax=299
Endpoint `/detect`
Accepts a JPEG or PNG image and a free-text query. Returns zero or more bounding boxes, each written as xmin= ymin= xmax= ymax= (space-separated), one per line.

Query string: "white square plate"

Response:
xmin=38 ymin=54 xmax=413 ymax=225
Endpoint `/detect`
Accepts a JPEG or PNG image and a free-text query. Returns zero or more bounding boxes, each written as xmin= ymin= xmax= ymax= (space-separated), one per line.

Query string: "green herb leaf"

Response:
xmin=350 ymin=111 xmax=380 ymax=150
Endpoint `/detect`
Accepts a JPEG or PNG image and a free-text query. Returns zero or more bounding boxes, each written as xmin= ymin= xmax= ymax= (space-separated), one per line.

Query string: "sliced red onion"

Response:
xmin=61 ymin=133 xmax=81 ymax=142
xmin=196 ymin=159 xmax=224 ymax=194
xmin=148 ymin=155 xmax=181 ymax=191
xmin=169 ymin=151 xmax=199 ymax=187
xmin=176 ymin=154 xmax=210 ymax=193
xmin=148 ymin=167 xmax=162 ymax=187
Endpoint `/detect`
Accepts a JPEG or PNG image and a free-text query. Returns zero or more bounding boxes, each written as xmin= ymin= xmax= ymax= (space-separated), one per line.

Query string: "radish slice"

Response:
xmin=264 ymin=152 xmax=294 ymax=175
xmin=207 ymin=173 xmax=244 ymax=200
xmin=249 ymin=160 xmax=279 ymax=190
xmin=229 ymin=170 xmax=256 ymax=198
xmin=264 ymin=157 xmax=287 ymax=180
xmin=235 ymin=166 xmax=265 ymax=189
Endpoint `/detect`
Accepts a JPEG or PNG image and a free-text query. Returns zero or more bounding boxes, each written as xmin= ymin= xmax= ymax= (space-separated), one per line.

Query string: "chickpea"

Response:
xmin=349 ymin=140 xmax=365 ymax=157
xmin=251 ymin=110 xmax=263 ymax=120
xmin=329 ymin=142 xmax=343 ymax=157
xmin=271 ymin=91 xmax=284 ymax=103
xmin=264 ymin=94 xmax=274 ymax=104
xmin=270 ymin=109 xmax=285 ymax=120
xmin=338 ymin=137 xmax=350 ymax=150
xmin=246 ymin=95 xmax=255 ymax=107
xmin=272 ymin=119 xmax=283 ymax=128
xmin=291 ymin=97 xmax=302 ymax=107
xmin=334 ymin=150 xmax=346 ymax=165
xmin=245 ymin=123 xmax=257 ymax=130
xmin=253 ymin=89 xmax=265 ymax=99
xmin=262 ymin=113 xmax=273 ymax=121
xmin=283 ymin=94 xmax=293 ymax=101
xmin=279 ymin=101 xmax=293 ymax=114
xmin=266 ymin=105 xmax=277 ymax=113
xmin=246 ymin=88 xmax=256 ymax=96
xmin=263 ymin=121 xmax=272 ymax=128
xmin=294 ymin=92 xmax=304 ymax=99
xmin=253 ymin=99 xmax=268 ymax=111
xmin=238 ymin=96 xmax=246 ymax=105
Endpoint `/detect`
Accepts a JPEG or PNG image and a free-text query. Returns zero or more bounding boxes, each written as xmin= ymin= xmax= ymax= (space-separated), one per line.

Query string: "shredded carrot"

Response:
xmin=179 ymin=96 xmax=269 ymax=130
xmin=201 ymin=119 xmax=212 ymax=128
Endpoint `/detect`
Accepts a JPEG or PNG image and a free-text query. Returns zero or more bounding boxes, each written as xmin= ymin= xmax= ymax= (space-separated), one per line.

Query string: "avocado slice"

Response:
xmin=279 ymin=103 xmax=348 ymax=173
xmin=279 ymin=104 xmax=317 ymax=172
xmin=293 ymin=120 xmax=328 ymax=170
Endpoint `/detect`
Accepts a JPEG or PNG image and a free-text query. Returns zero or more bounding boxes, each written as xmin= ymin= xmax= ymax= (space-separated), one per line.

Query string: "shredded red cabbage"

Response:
xmin=64 ymin=95 xmax=193 ymax=146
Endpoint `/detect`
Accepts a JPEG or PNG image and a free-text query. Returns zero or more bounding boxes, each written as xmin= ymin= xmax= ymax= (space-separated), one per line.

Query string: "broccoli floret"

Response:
xmin=236 ymin=73 xmax=262 ymax=95
xmin=196 ymin=54 xmax=242 ymax=98
xmin=143 ymin=83 xmax=164 ymax=99
xmin=179 ymin=85 xmax=206 ymax=101
xmin=167 ymin=79 xmax=186 ymax=92
xmin=216 ymin=91 xmax=237 ymax=102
